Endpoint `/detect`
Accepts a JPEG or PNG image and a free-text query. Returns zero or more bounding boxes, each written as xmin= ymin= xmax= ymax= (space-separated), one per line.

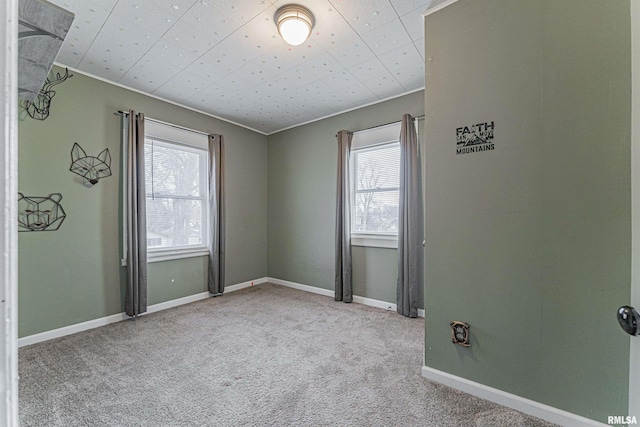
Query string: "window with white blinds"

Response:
xmin=350 ymin=122 xmax=401 ymax=248
xmin=143 ymin=120 xmax=209 ymax=262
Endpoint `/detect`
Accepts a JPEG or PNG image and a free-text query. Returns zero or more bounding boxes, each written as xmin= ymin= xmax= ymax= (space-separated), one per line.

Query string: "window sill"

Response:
xmin=351 ymin=234 xmax=398 ymax=249
xmin=121 ymin=248 xmax=209 ymax=266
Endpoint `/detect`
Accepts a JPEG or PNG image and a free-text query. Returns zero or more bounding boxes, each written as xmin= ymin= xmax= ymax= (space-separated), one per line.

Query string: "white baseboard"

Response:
xmin=266 ymin=277 xmax=334 ymax=297
xmin=17 ymin=275 xmax=602 ymax=425
xmin=225 ymin=277 xmax=268 ymax=293
xmin=266 ymin=277 xmax=425 ymax=318
xmin=421 ymin=366 xmax=607 ymax=427
xmin=18 ymin=277 xmax=268 ymax=347
xmin=19 ymin=276 xmax=419 ymax=347
xmin=146 ymin=291 xmax=210 ymax=315
xmin=18 ymin=311 xmax=130 ymax=348
xmin=353 ymin=294 xmax=396 ymax=311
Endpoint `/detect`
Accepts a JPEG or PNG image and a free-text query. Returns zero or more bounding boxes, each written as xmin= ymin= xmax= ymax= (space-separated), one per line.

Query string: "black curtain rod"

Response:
xmin=116 ymin=110 xmax=210 ymax=137
xmin=358 ymin=115 xmax=425 ymax=133
xmin=335 ymin=114 xmax=425 ymax=138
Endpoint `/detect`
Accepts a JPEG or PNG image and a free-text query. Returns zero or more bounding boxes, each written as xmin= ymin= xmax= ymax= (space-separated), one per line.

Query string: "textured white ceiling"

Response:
xmin=51 ymin=0 xmax=432 ymax=134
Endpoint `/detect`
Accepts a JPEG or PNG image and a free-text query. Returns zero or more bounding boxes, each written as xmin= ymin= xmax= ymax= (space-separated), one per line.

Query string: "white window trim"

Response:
xmin=351 ymin=121 xmax=402 ymax=150
xmin=122 ymin=246 xmax=209 ymax=266
xmin=350 ymin=121 xmax=402 ymax=248
xmin=145 ymin=134 xmax=209 ymax=257
xmin=121 ymin=117 xmax=210 ymax=264
xmin=145 ymin=119 xmax=209 ymax=150
xmin=351 ymin=233 xmax=398 ymax=249
xmin=349 ymin=120 xmax=420 ymax=249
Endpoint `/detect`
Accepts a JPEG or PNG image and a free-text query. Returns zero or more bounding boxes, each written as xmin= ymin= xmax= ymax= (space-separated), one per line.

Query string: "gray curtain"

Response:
xmin=397 ymin=114 xmax=424 ymax=318
xmin=208 ymin=134 xmax=225 ymax=295
xmin=125 ymin=110 xmax=147 ymax=317
xmin=335 ymin=130 xmax=353 ymax=303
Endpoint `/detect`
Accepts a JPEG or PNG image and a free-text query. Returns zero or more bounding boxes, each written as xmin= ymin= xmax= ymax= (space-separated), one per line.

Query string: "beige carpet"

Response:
xmin=19 ymin=283 xmax=557 ymax=426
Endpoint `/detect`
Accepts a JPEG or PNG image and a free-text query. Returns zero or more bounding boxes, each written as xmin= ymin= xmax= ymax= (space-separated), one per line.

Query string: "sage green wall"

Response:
xmin=352 ymin=246 xmax=398 ymax=305
xmin=267 ymin=91 xmax=424 ymax=307
xmin=424 ymin=0 xmax=630 ymax=422
xmin=18 ymin=66 xmax=268 ymax=337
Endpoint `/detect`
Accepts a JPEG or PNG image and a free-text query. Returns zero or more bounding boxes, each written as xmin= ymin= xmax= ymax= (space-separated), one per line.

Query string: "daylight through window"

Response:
xmin=350 ymin=121 xmax=402 ymax=248
xmin=135 ymin=119 xmax=210 ymax=262
xmin=144 ymin=138 xmax=208 ymax=251
xmin=353 ymin=144 xmax=400 ymax=234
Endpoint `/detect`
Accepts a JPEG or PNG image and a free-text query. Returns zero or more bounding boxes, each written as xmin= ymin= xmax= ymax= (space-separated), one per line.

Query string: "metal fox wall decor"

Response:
xmin=69 ymin=143 xmax=112 ymax=187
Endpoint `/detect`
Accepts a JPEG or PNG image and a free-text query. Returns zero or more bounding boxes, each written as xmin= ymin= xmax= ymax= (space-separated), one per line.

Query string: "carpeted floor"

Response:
xmin=19 ymin=283 xmax=557 ymax=426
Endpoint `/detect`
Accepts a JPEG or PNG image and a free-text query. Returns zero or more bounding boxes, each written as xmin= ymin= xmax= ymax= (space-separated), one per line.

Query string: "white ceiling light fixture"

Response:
xmin=275 ymin=4 xmax=314 ymax=46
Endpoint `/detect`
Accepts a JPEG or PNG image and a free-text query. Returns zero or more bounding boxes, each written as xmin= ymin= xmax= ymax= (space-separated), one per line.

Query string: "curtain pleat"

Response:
xmin=335 ymin=130 xmax=353 ymax=303
xmin=125 ymin=110 xmax=147 ymax=317
xmin=208 ymin=134 xmax=225 ymax=295
xmin=397 ymin=114 xmax=424 ymax=318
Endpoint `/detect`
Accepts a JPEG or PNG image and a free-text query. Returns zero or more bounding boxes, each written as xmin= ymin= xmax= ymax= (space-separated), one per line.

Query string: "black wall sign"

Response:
xmin=456 ymin=121 xmax=495 ymax=155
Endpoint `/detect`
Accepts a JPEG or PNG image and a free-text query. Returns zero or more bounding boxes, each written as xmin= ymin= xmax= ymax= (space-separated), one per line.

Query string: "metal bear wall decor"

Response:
xmin=18 ymin=193 xmax=66 ymax=232
xmin=20 ymin=68 xmax=73 ymax=120
xmin=69 ymin=143 xmax=112 ymax=186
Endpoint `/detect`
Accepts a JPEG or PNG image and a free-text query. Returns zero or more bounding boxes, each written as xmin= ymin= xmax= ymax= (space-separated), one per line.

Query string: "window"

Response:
xmin=351 ymin=122 xmax=402 ymax=249
xmin=144 ymin=120 xmax=209 ymax=262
